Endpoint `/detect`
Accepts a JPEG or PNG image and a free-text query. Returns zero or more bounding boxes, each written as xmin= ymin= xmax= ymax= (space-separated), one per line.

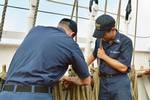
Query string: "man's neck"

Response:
xmin=112 ymin=30 xmax=117 ymax=40
xmin=103 ymin=30 xmax=117 ymax=44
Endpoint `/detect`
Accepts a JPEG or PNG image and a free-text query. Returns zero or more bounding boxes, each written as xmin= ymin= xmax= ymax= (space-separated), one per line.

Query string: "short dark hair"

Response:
xmin=59 ymin=18 xmax=77 ymax=35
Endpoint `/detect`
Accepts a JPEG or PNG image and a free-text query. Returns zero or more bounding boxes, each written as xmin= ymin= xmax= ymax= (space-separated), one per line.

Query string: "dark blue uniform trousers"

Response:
xmin=99 ymin=74 xmax=131 ymax=100
xmin=0 ymin=91 xmax=53 ymax=100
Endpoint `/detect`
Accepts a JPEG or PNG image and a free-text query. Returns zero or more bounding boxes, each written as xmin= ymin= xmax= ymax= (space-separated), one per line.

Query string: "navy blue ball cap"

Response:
xmin=59 ymin=18 xmax=77 ymax=34
xmin=93 ymin=14 xmax=115 ymax=38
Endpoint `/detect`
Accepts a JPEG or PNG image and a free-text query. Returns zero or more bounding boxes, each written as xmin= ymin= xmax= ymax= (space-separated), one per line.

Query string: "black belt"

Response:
xmin=99 ymin=72 xmax=125 ymax=78
xmin=1 ymin=84 xmax=51 ymax=93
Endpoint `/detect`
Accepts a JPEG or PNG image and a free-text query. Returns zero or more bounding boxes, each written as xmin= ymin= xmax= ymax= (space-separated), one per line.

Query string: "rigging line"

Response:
xmin=33 ymin=0 xmax=40 ymax=27
xmin=0 ymin=3 xmax=125 ymax=19
xmin=75 ymin=0 xmax=78 ymax=42
xmin=127 ymin=34 xmax=150 ymax=38
xmin=104 ymin=0 xmax=108 ymax=14
xmin=46 ymin=0 xmax=125 ymax=18
xmin=132 ymin=0 xmax=139 ymax=69
xmin=0 ymin=4 xmax=88 ymax=20
xmin=0 ymin=0 xmax=8 ymax=41
xmin=116 ymin=0 xmax=122 ymax=30
xmin=71 ymin=0 xmax=76 ymax=20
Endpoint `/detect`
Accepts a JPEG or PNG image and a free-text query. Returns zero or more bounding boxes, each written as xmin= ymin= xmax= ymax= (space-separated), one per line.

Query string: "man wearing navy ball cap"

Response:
xmin=87 ymin=14 xmax=133 ymax=100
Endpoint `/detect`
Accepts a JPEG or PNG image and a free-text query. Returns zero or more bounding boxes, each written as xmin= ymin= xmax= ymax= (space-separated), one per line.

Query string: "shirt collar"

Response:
xmin=113 ymin=32 xmax=121 ymax=44
xmin=57 ymin=27 xmax=66 ymax=33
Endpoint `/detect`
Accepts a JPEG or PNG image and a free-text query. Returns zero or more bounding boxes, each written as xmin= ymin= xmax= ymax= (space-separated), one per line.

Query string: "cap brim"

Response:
xmin=93 ymin=29 xmax=104 ymax=38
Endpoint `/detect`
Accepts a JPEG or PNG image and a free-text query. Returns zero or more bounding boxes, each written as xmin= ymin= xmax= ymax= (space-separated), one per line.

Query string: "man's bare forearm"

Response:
xmin=86 ymin=54 xmax=96 ymax=66
xmin=63 ymin=76 xmax=91 ymax=85
xmin=102 ymin=55 xmax=128 ymax=73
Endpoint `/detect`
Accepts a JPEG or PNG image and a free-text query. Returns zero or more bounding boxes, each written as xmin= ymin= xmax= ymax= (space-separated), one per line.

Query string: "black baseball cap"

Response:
xmin=93 ymin=14 xmax=115 ymax=38
xmin=59 ymin=18 xmax=77 ymax=34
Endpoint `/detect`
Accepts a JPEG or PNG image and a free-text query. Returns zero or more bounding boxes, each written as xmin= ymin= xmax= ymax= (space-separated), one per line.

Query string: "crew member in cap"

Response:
xmin=87 ymin=14 xmax=133 ymax=100
xmin=0 ymin=18 xmax=91 ymax=100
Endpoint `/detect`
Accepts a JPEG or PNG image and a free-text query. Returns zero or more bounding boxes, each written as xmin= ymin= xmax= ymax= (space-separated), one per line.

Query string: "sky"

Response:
xmin=0 ymin=0 xmax=150 ymax=51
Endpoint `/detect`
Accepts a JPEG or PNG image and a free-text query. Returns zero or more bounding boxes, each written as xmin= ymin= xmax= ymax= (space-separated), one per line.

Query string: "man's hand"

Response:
xmin=62 ymin=76 xmax=82 ymax=85
xmin=61 ymin=76 xmax=74 ymax=89
xmin=97 ymin=47 xmax=129 ymax=73
xmin=61 ymin=76 xmax=91 ymax=86
xmin=97 ymin=47 xmax=107 ymax=59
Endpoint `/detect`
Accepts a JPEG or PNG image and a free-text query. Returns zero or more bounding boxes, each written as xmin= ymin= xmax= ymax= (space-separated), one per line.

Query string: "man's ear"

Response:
xmin=111 ymin=27 xmax=116 ymax=31
xmin=112 ymin=27 xmax=117 ymax=31
xmin=70 ymin=32 xmax=76 ymax=37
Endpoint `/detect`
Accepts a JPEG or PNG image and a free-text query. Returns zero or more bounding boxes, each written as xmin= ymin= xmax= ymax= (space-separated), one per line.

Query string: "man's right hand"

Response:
xmin=61 ymin=76 xmax=91 ymax=86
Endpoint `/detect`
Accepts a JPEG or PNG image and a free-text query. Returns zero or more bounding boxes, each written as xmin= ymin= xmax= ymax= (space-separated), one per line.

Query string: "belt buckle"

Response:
xmin=104 ymin=73 xmax=113 ymax=78
xmin=108 ymin=74 xmax=113 ymax=78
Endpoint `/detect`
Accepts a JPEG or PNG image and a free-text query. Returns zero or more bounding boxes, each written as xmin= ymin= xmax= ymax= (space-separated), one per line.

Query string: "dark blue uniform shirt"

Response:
xmin=93 ymin=32 xmax=133 ymax=74
xmin=5 ymin=26 xmax=90 ymax=86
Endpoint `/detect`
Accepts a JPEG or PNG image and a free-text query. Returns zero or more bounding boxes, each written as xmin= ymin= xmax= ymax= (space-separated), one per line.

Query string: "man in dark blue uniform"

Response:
xmin=87 ymin=14 xmax=133 ymax=100
xmin=0 ymin=18 xmax=91 ymax=100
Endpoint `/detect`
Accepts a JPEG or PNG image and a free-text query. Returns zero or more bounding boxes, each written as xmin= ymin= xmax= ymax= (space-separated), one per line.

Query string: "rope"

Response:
xmin=132 ymin=0 xmax=139 ymax=69
xmin=75 ymin=0 xmax=78 ymax=42
xmin=0 ymin=0 xmax=8 ymax=41
xmin=70 ymin=0 xmax=78 ymax=42
xmin=0 ymin=4 xmax=88 ymax=20
xmin=32 ymin=0 xmax=40 ymax=27
xmin=71 ymin=0 xmax=76 ymax=20
xmin=116 ymin=0 xmax=122 ymax=30
xmin=104 ymin=0 xmax=108 ymax=14
xmin=69 ymin=0 xmax=78 ymax=87
xmin=0 ymin=4 xmax=125 ymax=19
xmin=131 ymin=0 xmax=139 ymax=100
